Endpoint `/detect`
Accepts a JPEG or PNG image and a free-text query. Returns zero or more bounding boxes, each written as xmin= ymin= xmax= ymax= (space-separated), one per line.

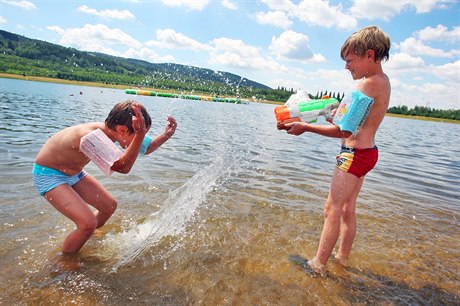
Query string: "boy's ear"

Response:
xmin=115 ymin=125 xmax=129 ymax=135
xmin=366 ymin=49 xmax=375 ymax=61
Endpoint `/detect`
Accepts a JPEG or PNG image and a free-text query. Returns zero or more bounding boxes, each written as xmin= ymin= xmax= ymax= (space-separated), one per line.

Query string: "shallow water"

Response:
xmin=1 ymin=78 xmax=459 ymax=305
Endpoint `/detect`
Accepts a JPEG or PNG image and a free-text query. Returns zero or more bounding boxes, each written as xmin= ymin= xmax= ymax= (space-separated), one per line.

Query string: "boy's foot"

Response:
xmin=288 ymin=254 xmax=327 ymax=277
xmin=330 ymin=253 xmax=349 ymax=267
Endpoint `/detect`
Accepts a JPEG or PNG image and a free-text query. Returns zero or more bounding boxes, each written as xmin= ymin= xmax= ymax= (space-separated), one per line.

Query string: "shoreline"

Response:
xmin=1 ymin=73 xmax=457 ymax=123
xmin=0 ymin=73 xmax=272 ymax=105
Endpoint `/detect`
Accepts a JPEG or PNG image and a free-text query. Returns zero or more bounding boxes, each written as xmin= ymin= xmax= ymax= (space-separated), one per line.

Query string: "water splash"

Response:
xmin=111 ymin=141 xmax=240 ymax=270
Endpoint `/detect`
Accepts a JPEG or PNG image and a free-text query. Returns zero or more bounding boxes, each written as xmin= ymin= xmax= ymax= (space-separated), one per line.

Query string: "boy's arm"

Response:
xmin=145 ymin=116 xmax=177 ymax=155
xmin=112 ymin=104 xmax=149 ymax=174
xmin=280 ymin=121 xmax=352 ymax=138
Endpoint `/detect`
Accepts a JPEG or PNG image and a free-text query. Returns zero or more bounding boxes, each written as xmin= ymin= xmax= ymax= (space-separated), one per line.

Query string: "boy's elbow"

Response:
xmin=116 ymin=167 xmax=131 ymax=174
xmin=341 ymin=131 xmax=353 ymax=138
xmin=112 ymin=162 xmax=133 ymax=174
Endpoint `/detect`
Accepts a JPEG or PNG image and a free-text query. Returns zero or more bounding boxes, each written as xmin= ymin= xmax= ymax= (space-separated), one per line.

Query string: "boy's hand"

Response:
xmin=284 ymin=122 xmax=307 ymax=135
xmin=131 ymin=103 xmax=148 ymax=135
xmin=277 ymin=122 xmax=289 ymax=130
xmin=164 ymin=116 xmax=177 ymax=138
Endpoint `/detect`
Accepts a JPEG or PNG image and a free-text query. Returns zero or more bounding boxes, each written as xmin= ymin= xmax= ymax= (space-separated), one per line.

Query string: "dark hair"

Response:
xmin=341 ymin=25 xmax=390 ymax=62
xmin=105 ymin=100 xmax=152 ymax=133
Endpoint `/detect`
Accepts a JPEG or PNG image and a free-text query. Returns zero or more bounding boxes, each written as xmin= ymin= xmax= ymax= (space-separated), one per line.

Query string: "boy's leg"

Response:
xmin=337 ymin=176 xmax=364 ymax=263
xmin=313 ymin=167 xmax=361 ymax=266
xmin=44 ymin=185 xmax=98 ymax=253
xmin=72 ymin=174 xmax=117 ymax=228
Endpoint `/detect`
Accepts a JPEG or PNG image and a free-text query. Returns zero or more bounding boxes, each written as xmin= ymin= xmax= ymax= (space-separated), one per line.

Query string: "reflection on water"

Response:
xmin=1 ymin=78 xmax=459 ymax=304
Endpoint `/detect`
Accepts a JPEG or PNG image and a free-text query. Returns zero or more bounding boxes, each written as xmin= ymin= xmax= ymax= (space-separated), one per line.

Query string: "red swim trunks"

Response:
xmin=336 ymin=145 xmax=378 ymax=178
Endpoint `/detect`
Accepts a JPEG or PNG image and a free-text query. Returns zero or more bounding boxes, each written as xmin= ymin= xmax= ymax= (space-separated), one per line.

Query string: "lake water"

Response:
xmin=1 ymin=77 xmax=459 ymax=305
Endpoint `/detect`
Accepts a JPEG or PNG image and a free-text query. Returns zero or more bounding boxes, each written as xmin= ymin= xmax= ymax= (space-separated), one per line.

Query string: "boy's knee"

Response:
xmin=78 ymin=216 xmax=98 ymax=236
xmin=323 ymin=200 xmax=342 ymax=220
xmin=341 ymin=204 xmax=356 ymax=221
xmin=97 ymin=198 xmax=118 ymax=217
xmin=105 ymin=199 xmax=117 ymax=216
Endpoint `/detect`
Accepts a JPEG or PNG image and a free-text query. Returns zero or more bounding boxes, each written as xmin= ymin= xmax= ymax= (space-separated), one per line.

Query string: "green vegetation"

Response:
xmin=0 ymin=30 xmax=292 ymax=102
xmin=387 ymin=105 xmax=459 ymax=121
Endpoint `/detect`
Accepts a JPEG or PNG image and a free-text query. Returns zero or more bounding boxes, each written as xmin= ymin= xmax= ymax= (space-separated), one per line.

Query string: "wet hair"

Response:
xmin=105 ymin=100 xmax=152 ymax=134
xmin=340 ymin=25 xmax=390 ymax=62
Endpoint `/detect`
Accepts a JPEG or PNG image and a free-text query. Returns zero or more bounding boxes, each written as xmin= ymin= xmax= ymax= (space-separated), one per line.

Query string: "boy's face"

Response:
xmin=343 ymin=50 xmax=369 ymax=80
xmin=115 ymin=125 xmax=136 ymax=149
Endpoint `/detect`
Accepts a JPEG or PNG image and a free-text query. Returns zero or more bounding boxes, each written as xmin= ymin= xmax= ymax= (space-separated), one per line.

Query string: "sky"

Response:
xmin=1 ymin=0 xmax=459 ymax=109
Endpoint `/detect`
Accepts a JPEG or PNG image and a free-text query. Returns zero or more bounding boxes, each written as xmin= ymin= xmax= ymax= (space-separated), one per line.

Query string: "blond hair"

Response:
xmin=340 ymin=26 xmax=390 ymax=62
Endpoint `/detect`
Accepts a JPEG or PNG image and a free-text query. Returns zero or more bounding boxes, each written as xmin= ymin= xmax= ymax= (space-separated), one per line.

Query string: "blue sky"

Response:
xmin=1 ymin=0 xmax=459 ymax=109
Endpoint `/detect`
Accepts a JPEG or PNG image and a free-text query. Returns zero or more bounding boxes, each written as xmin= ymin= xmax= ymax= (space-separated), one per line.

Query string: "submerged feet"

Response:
xmin=288 ymin=254 xmax=327 ymax=277
xmin=331 ymin=253 xmax=349 ymax=267
xmin=307 ymin=257 xmax=328 ymax=277
xmin=289 ymin=253 xmax=349 ymax=277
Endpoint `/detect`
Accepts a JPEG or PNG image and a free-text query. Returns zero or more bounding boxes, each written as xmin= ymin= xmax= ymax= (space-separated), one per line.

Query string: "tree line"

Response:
xmin=387 ymin=105 xmax=459 ymax=121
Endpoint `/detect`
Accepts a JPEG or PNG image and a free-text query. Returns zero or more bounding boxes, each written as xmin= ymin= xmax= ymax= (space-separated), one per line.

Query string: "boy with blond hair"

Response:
xmin=279 ymin=26 xmax=391 ymax=275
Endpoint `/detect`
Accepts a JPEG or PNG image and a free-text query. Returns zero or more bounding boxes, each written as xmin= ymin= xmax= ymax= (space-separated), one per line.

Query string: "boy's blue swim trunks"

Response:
xmin=32 ymin=163 xmax=87 ymax=196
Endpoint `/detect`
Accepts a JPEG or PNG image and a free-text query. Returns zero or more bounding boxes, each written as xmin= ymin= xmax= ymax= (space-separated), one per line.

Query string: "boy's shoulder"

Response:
xmin=359 ymin=73 xmax=390 ymax=100
xmin=58 ymin=122 xmax=105 ymax=140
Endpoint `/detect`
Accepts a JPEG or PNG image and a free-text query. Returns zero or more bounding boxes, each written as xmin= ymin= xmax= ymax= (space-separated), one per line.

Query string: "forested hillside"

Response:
xmin=0 ymin=30 xmax=293 ymax=102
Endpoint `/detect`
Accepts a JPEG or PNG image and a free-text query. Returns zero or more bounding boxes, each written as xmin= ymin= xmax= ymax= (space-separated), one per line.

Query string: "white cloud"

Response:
xmin=409 ymin=0 xmax=453 ymax=13
xmin=161 ymin=0 xmax=210 ymax=11
xmin=47 ymin=24 xmax=177 ymax=63
xmin=383 ymin=55 xmax=460 ymax=109
xmin=261 ymin=0 xmax=297 ymax=11
xmin=430 ymin=60 xmax=460 ymax=81
xmin=0 ymin=16 xmax=6 ymax=23
xmin=390 ymin=78 xmax=458 ymax=109
xmin=295 ymin=0 xmax=357 ymax=29
xmin=47 ymin=25 xmax=65 ymax=35
xmin=210 ymin=37 xmax=288 ymax=72
xmin=47 ymin=24 xmax=142 ymax=53
xmin=77 ymin=5 xmax=135 ymax=20
xmin=259 ymin=0 xmax=356 ymax=29
xmin=349 ymin=0 xmax=455 ymax=21
xmin=124 ymin=47 xmax=175 ymax=63
xmin=385 ymin=52 xmax=425 ymax=71
xmin=255 ymin=11 xmax=292 ymax=29
xmin=270 ymin=30 xmax=321 ymax=62
xmin=416 ymin=25 xmax=460 ymax=44
xmin=221 ymin=0 xmax=238 ymax=10
xmin=269 ymin=78 xmax=306 ymax=91
xmin=1 ymin=0 xmax=36 ymax=10
xmin=306 ymin=69 xmax=355 ymax=92
xmin=398 ymin=37 xmax=457 ymax=58
xmin=146 ymin=29 xmax=212 ymax=52
xmin=350 ymin=0 xmax=404 ymax=21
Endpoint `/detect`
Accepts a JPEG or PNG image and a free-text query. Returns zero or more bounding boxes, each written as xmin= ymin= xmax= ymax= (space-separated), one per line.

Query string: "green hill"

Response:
xmin=0 ymin=30 xmax=295 ymax=101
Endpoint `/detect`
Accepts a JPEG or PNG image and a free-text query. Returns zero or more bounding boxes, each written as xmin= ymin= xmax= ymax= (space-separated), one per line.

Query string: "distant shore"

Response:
xmin=384 ymin=113 xmax=459 ymax=124
xmin=1 ymin=73 xmax=458 ymax=124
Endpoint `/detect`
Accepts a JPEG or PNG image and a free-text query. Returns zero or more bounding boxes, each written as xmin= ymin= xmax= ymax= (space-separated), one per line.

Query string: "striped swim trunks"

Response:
xmin=336 ymin=145 xmax=378 ymax=178
xmin=32 ymin=163 xmax=87 ymax=196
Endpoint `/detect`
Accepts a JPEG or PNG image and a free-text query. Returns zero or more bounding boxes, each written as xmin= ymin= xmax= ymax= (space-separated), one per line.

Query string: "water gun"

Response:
xmin=274 ymin=96 xmax=339 ymax=124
